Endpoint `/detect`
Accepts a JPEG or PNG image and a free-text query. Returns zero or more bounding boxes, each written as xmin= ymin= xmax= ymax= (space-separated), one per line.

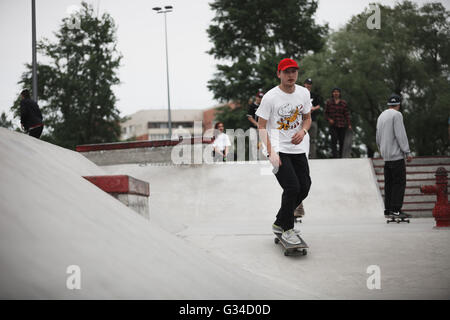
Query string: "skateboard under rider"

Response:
xmin=274 ymin=232 xmax=308 ymax=256
xmin=386 ymin=213 xmax=410 ymax=224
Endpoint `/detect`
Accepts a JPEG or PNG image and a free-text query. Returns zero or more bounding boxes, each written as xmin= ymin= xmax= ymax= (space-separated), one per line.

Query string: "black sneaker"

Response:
xmin=385 ymin=210 xmax=398 ymax=217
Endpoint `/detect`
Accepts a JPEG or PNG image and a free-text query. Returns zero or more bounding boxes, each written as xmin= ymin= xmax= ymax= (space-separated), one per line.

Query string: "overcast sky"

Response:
xmin=1 ymin=0 xmax=448 ymax=122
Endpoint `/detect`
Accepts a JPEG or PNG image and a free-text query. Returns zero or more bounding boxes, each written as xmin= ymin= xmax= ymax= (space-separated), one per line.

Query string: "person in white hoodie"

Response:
xmin=376 ymin=94 xmax=412 ymax=218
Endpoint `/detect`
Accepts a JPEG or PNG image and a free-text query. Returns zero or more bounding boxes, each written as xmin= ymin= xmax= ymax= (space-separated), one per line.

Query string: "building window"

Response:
xmin=147 ymin=121 xmax=194 ymax=129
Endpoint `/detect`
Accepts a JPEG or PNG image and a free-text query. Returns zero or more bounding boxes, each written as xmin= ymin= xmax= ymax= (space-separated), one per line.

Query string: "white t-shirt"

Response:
xmin=213 ymin=132 xmax=231 ymax=151
xmin=256 ymin=84 xmax=312 ymax=154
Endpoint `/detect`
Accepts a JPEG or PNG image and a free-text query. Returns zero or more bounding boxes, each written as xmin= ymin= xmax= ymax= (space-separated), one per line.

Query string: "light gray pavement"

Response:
xmin=1 ymin=127 xmax=449 ymax=299
xmin=0 ymin=129 xmax=306 ymax=299
xmin=103 ymin=160 xmax=450 ymax=299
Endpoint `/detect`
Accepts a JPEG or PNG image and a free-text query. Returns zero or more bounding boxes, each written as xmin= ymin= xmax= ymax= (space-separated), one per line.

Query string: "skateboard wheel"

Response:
xmin=274 ymin=238 xmax=280 ymax=244
xmin=284 ymin=251 xmax=289 ymax=256
xmin=302 ymin=249 xmax=307 ymax=256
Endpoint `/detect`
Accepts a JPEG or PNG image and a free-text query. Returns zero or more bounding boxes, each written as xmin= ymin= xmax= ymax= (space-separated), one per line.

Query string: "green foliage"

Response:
xmin=207 ymin=0 xmax=328 ymax=104
xmin=300 ymin=1 xmax=450 ymax=157
xmin=11 ymin=2 xmax=122 ymax=150
xmin=215 ymin=105 xmax=251 ymax=131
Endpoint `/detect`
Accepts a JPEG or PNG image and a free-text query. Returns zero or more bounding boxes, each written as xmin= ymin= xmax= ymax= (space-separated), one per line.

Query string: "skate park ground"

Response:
xmin=1 ymin=128 xmax=449 ymax=299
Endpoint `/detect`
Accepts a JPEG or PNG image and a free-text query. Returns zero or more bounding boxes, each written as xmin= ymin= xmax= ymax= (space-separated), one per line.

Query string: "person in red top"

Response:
xmin=325 ymin=87 xmax=351 ymax=158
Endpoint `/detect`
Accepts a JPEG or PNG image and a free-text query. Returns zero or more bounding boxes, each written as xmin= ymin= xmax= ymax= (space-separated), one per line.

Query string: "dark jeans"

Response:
xmin=29 ymin=125 xmax=43 ymax=139
xmin=274 ymin=152 xmax=312 ymax=231
xmin=330 ymin=126 xmax=346 ymax=158
xmin=384 ymin=159 xmax=406 ymax=212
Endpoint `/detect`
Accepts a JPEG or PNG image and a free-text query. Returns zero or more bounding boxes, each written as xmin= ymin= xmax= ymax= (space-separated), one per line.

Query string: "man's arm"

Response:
xmin=258 ymin=117 xmax=281 ymax=168
xmin=247 ymin=115 xmax=259 ymax=128
xmin=19 ymin=100 xmax=27 ymax=131
xmin=324 ymin=100 xmax=335 ymax=125
xmin=291 ymin=112 xmax=312 ymax=145
xmin=394 ymin=113 xmax=412 ymax=162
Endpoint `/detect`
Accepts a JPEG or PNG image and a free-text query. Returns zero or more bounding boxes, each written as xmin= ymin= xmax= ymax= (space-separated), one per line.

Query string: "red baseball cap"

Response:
xmin=277 ymin=58 xmax=299 ymax=71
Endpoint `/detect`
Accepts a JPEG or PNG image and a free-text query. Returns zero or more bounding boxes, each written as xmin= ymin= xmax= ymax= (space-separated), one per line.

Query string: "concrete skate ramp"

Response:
xmin=103 ymin=159 xmax=384 ymax=233
xmin=104 ymin=159 xmax=450 ymax=299
xmin=0 ymin=128 xmax=307 ymax=299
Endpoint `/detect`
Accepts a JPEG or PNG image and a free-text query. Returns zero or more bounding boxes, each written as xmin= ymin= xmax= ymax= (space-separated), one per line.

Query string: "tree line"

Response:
xmin=2 ymin=0 xmax=448 ymax=156
xmin=209 ymin=0 xmax=449 ymax=157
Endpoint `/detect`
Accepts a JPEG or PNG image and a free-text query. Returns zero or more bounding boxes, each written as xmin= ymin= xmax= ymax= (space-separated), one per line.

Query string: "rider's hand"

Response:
xmin=291 ymin=130 xmax=305 ymax=145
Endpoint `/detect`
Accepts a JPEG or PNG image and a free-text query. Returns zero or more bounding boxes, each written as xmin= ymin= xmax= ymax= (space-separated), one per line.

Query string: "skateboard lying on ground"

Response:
xmin=274 ymin=233 xmax=308 ymax=256
xmin=386 ymin=214 xmax=410 ymax=224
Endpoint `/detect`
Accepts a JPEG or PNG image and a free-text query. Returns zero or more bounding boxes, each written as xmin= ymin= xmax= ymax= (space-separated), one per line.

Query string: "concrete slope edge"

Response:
xmin=0 ymin=128 xmax=305 ymax=299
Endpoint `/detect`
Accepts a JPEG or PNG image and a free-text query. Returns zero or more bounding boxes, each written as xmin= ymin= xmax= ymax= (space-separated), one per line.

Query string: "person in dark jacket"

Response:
xmin=20 ymin=89 xmax=43 ymax=138
xmin=325 ymin=87 xmax=351 ymax=158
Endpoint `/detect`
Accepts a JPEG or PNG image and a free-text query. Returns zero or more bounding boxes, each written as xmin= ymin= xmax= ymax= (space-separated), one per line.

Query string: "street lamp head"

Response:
xmin=152 ymin=7 xmax=162 ymax=11
xmin=164 ymin=5 xmax=173 ymax=10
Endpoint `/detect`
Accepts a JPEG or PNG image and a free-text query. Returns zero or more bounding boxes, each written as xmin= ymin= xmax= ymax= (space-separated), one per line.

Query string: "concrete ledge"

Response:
xmin=84 ymin=175 xmax=150 ymax=218
xmin=77 ymin=137 xmax=214 ymax=166
xmin=76 ymin=136 xmax=213 ymax=152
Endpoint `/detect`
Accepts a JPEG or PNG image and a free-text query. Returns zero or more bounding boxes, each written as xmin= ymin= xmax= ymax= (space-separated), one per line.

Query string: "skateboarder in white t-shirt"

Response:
xmin=256 ymin=58 xmax=312 ymax=245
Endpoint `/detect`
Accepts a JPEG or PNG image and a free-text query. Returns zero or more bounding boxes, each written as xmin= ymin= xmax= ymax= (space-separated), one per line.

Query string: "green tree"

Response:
xmin=11 ymin=2 xmax=122 ymax=149
xmin=0 ymin=112 xmax=13 ymax=130
xmin=300 ymin=1 xmax=450 ymax=157
xmin=207 ymin=0 xmax=328 ymax=105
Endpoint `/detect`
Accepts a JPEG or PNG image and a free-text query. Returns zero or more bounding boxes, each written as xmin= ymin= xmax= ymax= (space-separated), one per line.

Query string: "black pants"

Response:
xmin=330 ymin=126 xmax=346 ymax=158
xmin=384 ymin=159 xmax=406 ymax=213
xmin=28 ymin=125 xmax=43 ymax=139
xmin=274 ymin=153 xmax=311 ymax=231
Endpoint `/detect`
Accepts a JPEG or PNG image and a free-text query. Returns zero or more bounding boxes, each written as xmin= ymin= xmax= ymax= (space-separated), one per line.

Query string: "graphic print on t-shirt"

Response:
xmin=276 ymin=103 xmax=304 ymax=130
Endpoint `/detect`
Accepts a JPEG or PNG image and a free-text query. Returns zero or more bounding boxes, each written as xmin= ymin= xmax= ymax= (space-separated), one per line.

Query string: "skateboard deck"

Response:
xmin=342 ymin=128 xmax=353 ymax=158
xmin=386 ymin=215 xmax=410 ymax=224
xmin=274 ymin=232 xmax=308 ymax=256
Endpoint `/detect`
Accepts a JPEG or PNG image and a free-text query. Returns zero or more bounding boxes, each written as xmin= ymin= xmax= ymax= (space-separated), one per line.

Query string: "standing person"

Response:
xmin=325 ymin=88 xmax=351 ymax=158
xmin=20 ymin=89 xmax=43 ymax=139
xmin=303 ymin=78 xmax=321 ymax=159
xmin=376 ymin=94 xmax=412 ymax=218
xmin=212 ymin=122 xmax=231 ymax=162
xmin=257 ymin=58 xmax=312 ymax=245
xmin=247 ymin=91 xmax=264 ymax=160
xmin=247 ymin=91 xmax=264 ymax=129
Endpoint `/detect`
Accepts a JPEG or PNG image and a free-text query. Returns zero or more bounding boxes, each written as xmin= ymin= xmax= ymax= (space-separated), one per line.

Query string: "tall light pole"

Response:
xmin=31 ymin=0 xmax=38 ymax=101
xmin=152 ymin=5 xmax=173 ymax=139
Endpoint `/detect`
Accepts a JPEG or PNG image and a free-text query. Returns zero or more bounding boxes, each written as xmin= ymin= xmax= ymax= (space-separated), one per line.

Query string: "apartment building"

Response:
xmin=121 ymin=109 xmax=207 ymax=141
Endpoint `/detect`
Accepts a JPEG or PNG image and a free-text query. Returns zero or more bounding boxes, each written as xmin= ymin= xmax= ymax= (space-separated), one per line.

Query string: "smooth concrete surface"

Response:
xmin=103 ymin=160 xmax=450 ymax=299
xmin=0 ymin=128 xmax=304 ymax=299
xmin=1 ymin=127 xmax=449 ymax=299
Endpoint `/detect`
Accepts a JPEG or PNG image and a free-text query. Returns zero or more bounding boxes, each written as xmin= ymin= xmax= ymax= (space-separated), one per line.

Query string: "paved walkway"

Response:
xmin=104 ymin=160 xmax=450 ymax=299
